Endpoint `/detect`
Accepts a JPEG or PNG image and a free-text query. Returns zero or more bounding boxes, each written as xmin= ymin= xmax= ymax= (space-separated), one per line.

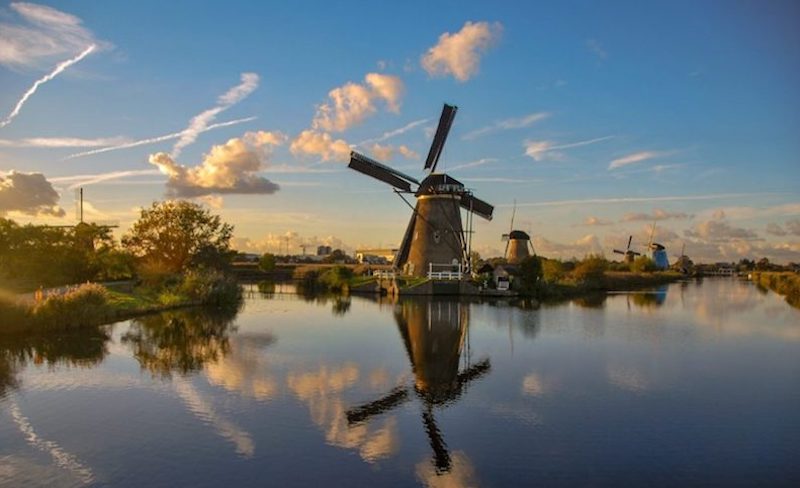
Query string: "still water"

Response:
xmin=1 ymin=279 xmax=798 ymax=487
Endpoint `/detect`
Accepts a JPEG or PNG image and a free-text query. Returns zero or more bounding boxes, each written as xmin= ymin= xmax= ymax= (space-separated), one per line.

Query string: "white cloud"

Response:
xmin=65 ymin=117 xmax=256 ymax=160
xmin=586 ymin=39 xmax=608 ymax=60
xmin=0 ymin=171 xmax=65 ymax=217
xmin=290 ymin=130 xmax=351 ymax=162
xmin=583 ymin=216 xmax=612 ymax=226
xmin=49 ymin=169 xmax=162 ymax=189
xmin=505 ymin=192 xmax=779 ymax=208
xmin=312 ymin=73 xmax=404 ymax=133
xmin=685 ymin=219 xmax=760 ymax=242
xmin=447 ymin=158 xmax=497 ymax=171
xmin=421 ymin=21 xmax=502 ymax=82
xmin=0 ymin=2 xmax=106 ymax=69
xmin=0 ymin=135 xmax=130 ymax=148
xmin=149 ymin=131 xmax=284 ymax=198
xmin=0 ymin=44 xmax=96 ymax=128
xmin=357 ymin=118 xmax=429 ymax=146
xmin=608 ymin=151 xmax=661 ymax=170
xmin=171 ymin=73 xmax=260 ymax=158
xmin=463 ymin=112 xmax=549 ymax=140
xmin=368 ymin=143 xmax=418 ymax=161
xmin=532 ymin=234 xmax=603 ymax=260
xmin=766 ymin=222 xmax=787 ymax=237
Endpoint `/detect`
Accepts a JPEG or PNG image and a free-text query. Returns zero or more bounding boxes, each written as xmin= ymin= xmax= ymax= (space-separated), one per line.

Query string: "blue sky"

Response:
xmin=1 ymin=0 xmax=799 ymax=262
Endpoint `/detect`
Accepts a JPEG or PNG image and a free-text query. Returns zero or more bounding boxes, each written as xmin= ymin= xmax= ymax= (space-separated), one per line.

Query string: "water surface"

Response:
xmin=1 ymin=279 xmax=798 ymax=487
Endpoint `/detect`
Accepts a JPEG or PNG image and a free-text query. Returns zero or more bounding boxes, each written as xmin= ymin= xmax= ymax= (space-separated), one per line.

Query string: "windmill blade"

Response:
xmin=626 ymin=235 xmax=633 ymax=251
xmin=349 ymin=152 xmax=420 ymax=192
xmin=346 ymin=386 xmax=410 ymax=424
xmin=459 ymin=193 xmax=494 ymax=221
xmin=509 ymin=199 xmax=517 ymax=234
xmin=613 ymin=249 xmax=626 ymax=255
xmin=422 ymin=408 xmax=452 ymax=473
xmin=455 ymin=358 xmax=491 ymax=388
xmin=501 ymin=234 xmax=510 ymax=241
xmin=424 ymin=104 xmax=458 ymax=172
xmin=504 ymin=240 xmax=510 ymax=259
xmin=631 ymin=251 xmax=641 ymax=256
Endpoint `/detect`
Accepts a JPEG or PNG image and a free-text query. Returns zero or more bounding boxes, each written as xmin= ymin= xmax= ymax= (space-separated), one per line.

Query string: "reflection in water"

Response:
xmin=347 ymin=300 xmax=490 ymax=478
xmin=629 ymin=285 xmax=669 ymax=309
xmin=122 ymin=307 xmax=238 ymax=378
xmin=0 ymin=328 xmax=111 ymax=397
xmin=204 ymin=334 xmax=278 ymax=401
xmin=7 ymin=398 xmax=94 ymax=485
xmin=287 ymin=363 xmax=400 ymax=463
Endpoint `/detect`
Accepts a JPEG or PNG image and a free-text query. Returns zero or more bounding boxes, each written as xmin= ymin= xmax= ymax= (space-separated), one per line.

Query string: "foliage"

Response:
xmin=541 ymin=258 xmax=565 ymax=283
xmin=517 ymin=256 xmax=543 ymax=293
xmin=122 ymin=201 xmax=234 ymax=276
xmin=752 ymin=271 xmax=800 ymax=308
xmin=259 ymin=253 xmax=277 ymax=272
xmin=322 ymin=249 xmax=350 ymax=264
xmin=319 ymin=266 xmax=354 ymax=292
xmin=631 ymin=255 xmax=658 ymax=273
xmin=30 ymin=283 xmax=111 ymax=331
xmin=571 ymin=254 xmax=607 ymax=287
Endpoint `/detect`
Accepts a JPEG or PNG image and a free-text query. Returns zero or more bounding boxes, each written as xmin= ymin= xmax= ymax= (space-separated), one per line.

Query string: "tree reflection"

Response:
xmin=122 ymin=306 xmax=239 ymax=378
xmin=629 ymin=286 xmax=668 ymax=309
xmin=0 ymin=327 xmax=111 ymax=396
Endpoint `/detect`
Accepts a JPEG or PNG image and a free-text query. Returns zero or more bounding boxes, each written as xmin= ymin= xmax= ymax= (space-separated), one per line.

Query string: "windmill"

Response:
xmin=647 ymin=222 xmax=670 ymax=270
xmin=346 ymin=300 xmax=490 ymax=475
xmin=613 ymin=235 xmax=641 ymax=264
xmin=501 ymin=200 xmax=534 ymax=264
xmin=348 ymin=104 xmax=494 ymax=277
xmin=673 ymin=242 xmax=692 ymax=274
xmin=46 ymin=187 xmax=119 ymax=250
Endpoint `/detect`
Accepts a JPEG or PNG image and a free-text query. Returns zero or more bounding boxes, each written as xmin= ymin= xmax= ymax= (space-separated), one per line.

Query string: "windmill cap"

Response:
xmin=508 ymin=230 xmax=530 ymax=240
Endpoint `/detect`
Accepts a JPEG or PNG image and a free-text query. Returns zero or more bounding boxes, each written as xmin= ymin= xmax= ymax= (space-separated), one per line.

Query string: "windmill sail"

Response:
xmin=424 ymin=104 xmax=457 ymax=172
xmin=349 ymin=152 xmax=419 ymax=192
xmin=459 ymin=193 xmax=494 ymax=220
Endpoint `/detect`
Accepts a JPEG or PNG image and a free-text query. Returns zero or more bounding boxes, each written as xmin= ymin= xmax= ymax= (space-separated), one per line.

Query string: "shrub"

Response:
xmin=631 ymin=255 xmax=658 ymax=273
xmin=32 ymin=283 xmax=111 ymax=330
xmin=572 ymin=255 xmax=607 ymax=287
xmin=319 ymin=266 xmax=354 ymax=292
xmin=259 ymin=253 xmax=277 ymax=272
xmin=542 ymin=259 xmax=565 ymax=283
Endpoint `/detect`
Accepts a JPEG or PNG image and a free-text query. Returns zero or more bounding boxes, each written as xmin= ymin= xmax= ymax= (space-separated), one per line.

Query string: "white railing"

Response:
xmin=372 ymin=270 xmax=396 ymax=279
xmin=427 ymin=263 xmax=463 ymax=280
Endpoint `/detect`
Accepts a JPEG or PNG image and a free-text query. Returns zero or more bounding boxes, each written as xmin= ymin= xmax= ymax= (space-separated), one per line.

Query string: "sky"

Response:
xmin=1 ymin=0 xmax=799 ymax=263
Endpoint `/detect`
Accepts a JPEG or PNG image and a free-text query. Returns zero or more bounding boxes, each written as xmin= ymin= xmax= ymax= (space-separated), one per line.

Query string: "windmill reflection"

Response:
xmin=347 ymin=299 xmax=490 ymax=474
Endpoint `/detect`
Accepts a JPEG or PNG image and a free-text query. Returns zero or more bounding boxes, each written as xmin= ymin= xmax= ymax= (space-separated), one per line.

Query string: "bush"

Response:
xmin=517 ymin=256 xmax=543 ymax=293
xmin=542 ymin=259 xmax=565 ymax=283
xmin=319 ymin=266 xmax=354 ymax=292
xmin=32 ymin=283 xmax=111 ymax=330
xmin=631 ymin=255 xmax=658 ymax=273
xmin=259 ymin=253 xmax=277 ymax=272
xmin=572 ymin=255 xmax=607 ymax=287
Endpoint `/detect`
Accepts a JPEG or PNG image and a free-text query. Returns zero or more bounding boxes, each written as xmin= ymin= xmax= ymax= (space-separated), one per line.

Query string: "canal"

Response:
xmin=1 ymin=278 xmax=798 ymax=487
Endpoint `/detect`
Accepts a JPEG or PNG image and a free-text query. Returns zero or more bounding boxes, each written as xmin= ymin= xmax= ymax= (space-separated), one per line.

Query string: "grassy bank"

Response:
xmin=0 ymin=272 xmax=242 ymax=335
xmin=751 ymin=272 xmax=800 ymax=308
xmin=532 ymin=271 xmax=682 ymax=301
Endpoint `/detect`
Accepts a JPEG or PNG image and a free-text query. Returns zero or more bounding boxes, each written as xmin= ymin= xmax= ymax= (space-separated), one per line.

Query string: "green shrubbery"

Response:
xmin=572 ymin=255 xmax=608 ymax=287
xmin=631 ymin=255 xmax=658 ymax=273
xmin=752 ymin=272 xmax=800 ymax=308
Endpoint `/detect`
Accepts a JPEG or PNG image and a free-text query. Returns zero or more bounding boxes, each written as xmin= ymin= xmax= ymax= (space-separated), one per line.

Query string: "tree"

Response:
xmin=572 ymin=254 xmax=607 ymax=286
xmin=631 ymin=255 xmax=657 ymax=273
xmin=122 ymin=201 xmax=233 ymax=275
xmin=541 ymin=258 xmax=565 ymax=283
xmin=259 ymin=253 xmax=277 ymax=272
xmin=518 ymin=256 xmax=543 ymax=293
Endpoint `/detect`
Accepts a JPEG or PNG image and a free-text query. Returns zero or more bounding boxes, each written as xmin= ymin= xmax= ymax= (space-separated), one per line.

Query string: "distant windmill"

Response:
xmin=348 ymin=104 xmax=494 ymax=277
xmin=613 ymin=235 xmax=641 ymax=263
xmin=46 ymin=187 xmax=119 ymax=249
xmin=647 ymin=222 xmax=670 ymax=270
xmin=673 ymin=242 xmax=692 ymax=274
xmin=501 ymin=200 xmax=534 ymax=264
xmin=346 ymin=301 xmax=490 ymax=475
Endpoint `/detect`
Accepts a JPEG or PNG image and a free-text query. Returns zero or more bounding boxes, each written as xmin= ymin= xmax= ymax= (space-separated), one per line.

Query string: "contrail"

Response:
xmin=171 ymin=72 xmax=259 ymax=158
xmin=64 ymin=116 xmax=257 ymax=160
xmin=0 ymin=44 xmax=96 ymax=129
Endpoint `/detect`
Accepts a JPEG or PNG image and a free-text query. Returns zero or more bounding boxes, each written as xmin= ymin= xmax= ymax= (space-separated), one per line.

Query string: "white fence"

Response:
xmin=427 ymin=263 xmax=463 ymax=280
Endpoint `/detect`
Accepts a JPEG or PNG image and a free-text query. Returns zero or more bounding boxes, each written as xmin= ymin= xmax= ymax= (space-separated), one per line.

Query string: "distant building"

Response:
xmin=317 ymin=245 xmax=332 ymax=256
xmin=355 ymin=248 xmax=398 ymax=264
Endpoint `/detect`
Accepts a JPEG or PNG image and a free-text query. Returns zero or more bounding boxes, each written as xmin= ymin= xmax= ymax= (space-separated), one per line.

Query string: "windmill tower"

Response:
xmin=613 ymin=235 xmax=641 ymax=264
xmin=348 ymin=104 xmax=494 ymax=278
xmin=346 ymin=300 xmax=491 ymax=474
xmin=501 ymin=201 xmax=534 ymax=264
xmin=46 ymin=187 xmax=119 ymax=250
xmin=647 ymin=222 xmax=670 ymax=270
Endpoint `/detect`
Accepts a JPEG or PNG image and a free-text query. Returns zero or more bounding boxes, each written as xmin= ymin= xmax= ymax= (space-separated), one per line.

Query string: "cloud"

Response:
xmin=65 ymin=117 xmax=256 ymax=160
xmin=608 ymin=151 xmax=661 ymax=170
xmin=524 ymin=136 xmax=613 ymax=161
xmin=463 ymin=112 xmax=549 ymax=140
xmin=368 ymin=143 xmax=418 ymax=161
xmin=233 ymin=232 xmax=351 ymax=254
xmin=447 ymin=158 xmax=498 ymax=171
xmin=171 ymin=73 xmax=260 ymax=158
xmin=357 ymin=118 xmax=429 ymax=146
xmin=0 ymin=44 xmax=96 ymax=128
xmin=148 ymin=131 xmax=284 ymax=198
xmin=787 ymin=219 xmax=800 ymax=236
xmin=685 ymin=220 xmax=760 ymax=242
xmin=504 ymin=192 xmax=781 ymax=209
xmin=312 ymin=73 xmax=404 ymax=133
xmin=586 ymin=39 xmax=608 ymax=60
xmin=421 ymin=21 xmax=502 ymax=82
xmin=532 ymin=234 xmax=603 ymax=259
xmin=583 ymin=216 xmax=612 ymax=226
xmin=290 ymin=130 xmax=351 ymax=162
xmin=0 ymin=135 xmax=130 ymax=148
xmin=0 ymin=171 xmax=65 ymax=217
xmin=49 ymin=169 xmax=162 ymax=189
xmin=766 ymin=222 xmax=787 ymax=237
xmin=0 ymin=2 xmax=106 ymax=69
xmin=622 ymin=208 xmax=691 ymax=222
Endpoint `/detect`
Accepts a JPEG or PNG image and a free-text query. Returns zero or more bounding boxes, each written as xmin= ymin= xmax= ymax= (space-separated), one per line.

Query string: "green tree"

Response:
xmin=517 ymin=256 xmax=543 ymax=293
xmin=572 ymin=254 xmax=607 ymax=286
xmin=259 ymin=253 xmax=277 ymax=272
xmin=122 ymin=201 xmax=233 ymax=276
xmin=541 ymin=258 xmax=565 ymax=283
xmin=631 ymin=255 xmax=657 ymax=273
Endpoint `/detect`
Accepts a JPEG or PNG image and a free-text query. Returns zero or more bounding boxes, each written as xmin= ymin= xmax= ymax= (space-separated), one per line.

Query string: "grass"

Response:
xmin=751 ymin=271 xmax=800 ymax=308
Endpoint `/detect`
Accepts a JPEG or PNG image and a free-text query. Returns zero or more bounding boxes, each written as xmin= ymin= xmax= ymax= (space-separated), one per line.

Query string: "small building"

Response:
xmin=317 ymin=245 xmax=332 ymax=256
xmin=355 ymin=248 xmax=398 ymax=264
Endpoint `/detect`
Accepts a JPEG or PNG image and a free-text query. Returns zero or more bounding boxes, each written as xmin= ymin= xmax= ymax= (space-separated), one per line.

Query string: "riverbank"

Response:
xmin=0 ymin=274 xmax=242 ymax=335
xmin=751 ymin=271 xmax=800 ymax=308
xmin=533 ymin=271 xmax=683 ymax=301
